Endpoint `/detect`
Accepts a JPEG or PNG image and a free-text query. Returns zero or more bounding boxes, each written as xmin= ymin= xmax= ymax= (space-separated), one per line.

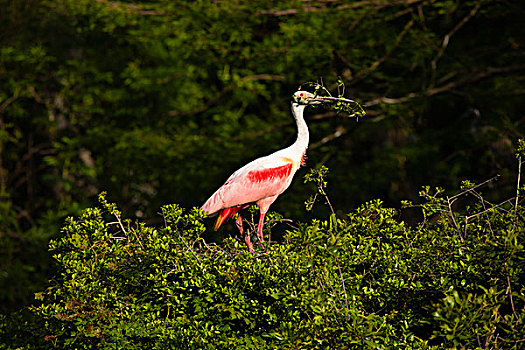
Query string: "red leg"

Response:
xmin=255 ymin=211 xmax=267 ymax=251
xmin=256 ymin=195 xmax=279 ymax=251
xmin=236 ymin=213 xmax=254 ymax=253
xmin=257 ymin=211 xmax=266 ymax=244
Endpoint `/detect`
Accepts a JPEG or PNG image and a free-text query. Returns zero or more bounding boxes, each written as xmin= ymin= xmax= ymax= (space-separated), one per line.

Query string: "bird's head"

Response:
xmin=293 ymin=91 xmax=324 ymax=106
xmin=292 ymin=89 xmax=363 ymax=118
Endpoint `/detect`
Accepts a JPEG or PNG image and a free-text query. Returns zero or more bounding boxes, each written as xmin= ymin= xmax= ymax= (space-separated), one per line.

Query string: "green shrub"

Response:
xmin=19 ymin=168 xmax=524 ymax=349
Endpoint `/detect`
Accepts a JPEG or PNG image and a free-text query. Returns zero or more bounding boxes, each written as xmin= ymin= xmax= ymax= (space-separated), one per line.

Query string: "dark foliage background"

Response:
xmin=0 ymin=0 xmax=524 ymax=346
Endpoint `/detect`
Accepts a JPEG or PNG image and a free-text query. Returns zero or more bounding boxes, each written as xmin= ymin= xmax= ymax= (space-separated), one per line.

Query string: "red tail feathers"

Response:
xmin=214 ymin=206 xmax=241 ymax=231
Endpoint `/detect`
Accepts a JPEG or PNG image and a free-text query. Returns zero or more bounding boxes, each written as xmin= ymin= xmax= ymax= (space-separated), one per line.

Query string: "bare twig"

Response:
xmin=310 ymin=126 xmax=347 ymax=149
xmin=477 ymin=191 xmax=495 ymax=237
xmin=313 ymin=268 xmax=340 ymax=321
xmin=94 ymin=0 xmax=165 ymax=16
xmin=0 ymin=89 xmax=26 ymax=114
xmin=430 ymin=3 xmax=481 ymax=73
xmin=324 ymin=192 xmax=336 ymax=217
xmin=160 ymin=210 xmax=168 ymax=228
xmin=167 ymin=75 xmax=284 ymax=117
xmin=178 ymin=232 xmax=203 ymax=267
xmin=109 ymin=236 xmax=127 ymax=241
xmin=364 ymin=93 xmax=417 ymax=106
xmin=256 ymin=0 xmax=424 ymax=16
xmin=0 ymin=118 xmax=5 ymax=193
xmin=322 ymin=267 xmax=344 ymax=311
xmin=446 ymin=195 xmax=463 ymax=242
xmin=365 ymin=64 xmax=525 ymax=107
xmin=426 ymin=65 xmax=525 ymax=96
xmin=310 ymin=111 xmax=339 ymax=121
xmin=108 ymin=212 xmax=128 ymax=235
xmin=505 ymin=263 xmax=519 ymax=321
xmin=232 ymin=111 xmax=341 ymax=142
xmin=513 ymin=156 xmax=522 ymax=231
xmin=351 ymin=18 xmax=415 ymax=83
xmin=160 ymin=208 xmax=203 ymax=267
xmin=233 ymin=122 xmax=290 ymax=141
xmin=449 ymin=175 xmax=500 ymax=201
xmin=464 ymin=198 xmax=515 ymax=223
xmin=336 ymin=261 xmax=350 ymax=320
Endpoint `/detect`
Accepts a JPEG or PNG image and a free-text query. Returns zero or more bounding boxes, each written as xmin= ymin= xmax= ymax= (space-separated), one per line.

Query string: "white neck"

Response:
xmin=291 ymin=102 xmax=309 ymax=152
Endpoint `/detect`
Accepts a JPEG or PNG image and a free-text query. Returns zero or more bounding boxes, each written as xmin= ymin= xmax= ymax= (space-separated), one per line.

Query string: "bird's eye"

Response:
xmin=300 ymin=92 xmax=305 ymax=97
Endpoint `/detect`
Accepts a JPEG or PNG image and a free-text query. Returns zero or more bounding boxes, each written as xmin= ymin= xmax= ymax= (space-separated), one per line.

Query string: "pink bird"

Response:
xmin=201 ymin=90 xmax=333 ymax=252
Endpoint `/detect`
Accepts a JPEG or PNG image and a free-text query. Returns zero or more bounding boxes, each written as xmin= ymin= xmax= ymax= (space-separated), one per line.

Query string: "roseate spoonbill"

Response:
xmin=201 ymin=90 xmax=351 ymax=252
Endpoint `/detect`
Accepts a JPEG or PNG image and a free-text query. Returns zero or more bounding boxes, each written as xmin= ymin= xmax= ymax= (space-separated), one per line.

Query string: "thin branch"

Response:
xmin=0 ymin=118 xmax=5 ymax=193
xmin=464 ymin=198 xmax=515 ymax=222
xmin=167 ymin=74 xmax=284 ymax=117
xmin=94 ymin=0 xmax=165 ymax=16
xmin=176 ymin=233 xmax=202 ymax=268
xmin=351 ymin=18 xmax=415 ymax=83
xmin=323 ymin=191 xmax=336 ymax=217
xmin=310 ymin=126 xmax=347 ymax=149
xmin=446 ymin=195 xmax=463 ymax=242
xmin=336 ymin=261 xmax=350 ymax=320
xmin=314 ymin=268 xmax=340 ymax=320
xmin=108 ymin=213 xmax=127 ymax=235
xmin=505 ymin=263 xmax=519 ymax=321
xmin=109 ymin=236 xmax=127 ymax=240
xmin=0 ymin=89 xmax=26 ymax=114
xmin=449 ymin=175 xmax=500 ymax=201
xmin=160 ymin=209 xmax=168 ymax=228
xmin=231 ymin=111 xmax=339 ymax=142
xmin=160 ymin=208 xmax=203 ymax=268
xmin=322 ymin=267 xmax=344 ymax=311
xmin=427 ymin=65 xmax=525 ymax=95
xmin=364 ymin=93 xmax=417 ymax=106
xmin=431 ymin=3 xmax=481 ymax=73
xmin=310 ymin=111 xmax=339 ymax=121
xmin=475 ymin=189 xmax=495 ymax=238
xmin=365 ymin=64 xmax=525 ymax=106
xmin=257 ymin=0 xmax=424 ymax=16
xmin=513 ymin=156 xmax=522 ymax=231
xmin=233 ymin=111 xmax=339 ymax=142
xmin=233 ymin=122 xmax=290 ymax=141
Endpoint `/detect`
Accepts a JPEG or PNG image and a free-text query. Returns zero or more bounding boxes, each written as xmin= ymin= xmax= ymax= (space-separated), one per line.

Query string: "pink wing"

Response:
xmin=201 ymin=159 xmax=295 ymax=216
